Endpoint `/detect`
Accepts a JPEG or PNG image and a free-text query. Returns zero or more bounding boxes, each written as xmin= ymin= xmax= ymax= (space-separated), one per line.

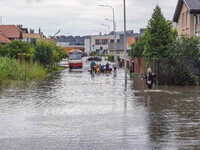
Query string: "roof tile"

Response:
xmin=0 ymin=32 xmax=11 ymax=44
xmin=0 ymin=25 xmax=21 ymax=38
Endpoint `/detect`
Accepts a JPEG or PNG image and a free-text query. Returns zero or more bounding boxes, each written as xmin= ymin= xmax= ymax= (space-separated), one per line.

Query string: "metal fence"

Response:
xmin=149 ymin=58 xmax=200 ymax=86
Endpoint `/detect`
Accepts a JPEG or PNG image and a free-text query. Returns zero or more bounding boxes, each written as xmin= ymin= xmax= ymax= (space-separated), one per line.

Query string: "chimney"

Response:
xmin=39 ymin=28 xmax=41 ymax=34
xmin=30 ymin=29 xmax=34 ymax=34
xmin=17 ymin=25 xmax=23 ymax=29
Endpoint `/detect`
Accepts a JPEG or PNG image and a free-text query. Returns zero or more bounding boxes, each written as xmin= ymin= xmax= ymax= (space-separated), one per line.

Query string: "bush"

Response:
xmin=34 ymin=41 xmax=53 ymax=67
xmin=90 ymin=51 xmax=98 ymax=56
xmin=0 ymin=57 xmax=46 ymax=83
xmin=2 ymin=40 xmax=32 ymax=58
xmin=153 ymin=58 xmax=199 ymax=86
xmin=107 ymin=54 xmax=114 ymax=62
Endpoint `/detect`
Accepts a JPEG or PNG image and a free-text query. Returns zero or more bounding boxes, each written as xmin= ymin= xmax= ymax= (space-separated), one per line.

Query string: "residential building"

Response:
xmin=0 ymin=32 xmax=11 ymax=44
xmin=17 ymin=25 xmax=44 ymax=42
xmin=173 ymin=0 xmax=200 ymax=37
xmin=84 ymin=34 xmax=120 ymax=55
xmin=0 ymin=25 xmax=22 ymax=44
xmin=85 ymin=30 xmax=143 ymax=56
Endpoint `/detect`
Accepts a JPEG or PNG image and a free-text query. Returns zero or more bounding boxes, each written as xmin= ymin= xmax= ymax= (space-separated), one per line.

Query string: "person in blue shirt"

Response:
xmin=90 ymin=61 xmax=96 ymax=73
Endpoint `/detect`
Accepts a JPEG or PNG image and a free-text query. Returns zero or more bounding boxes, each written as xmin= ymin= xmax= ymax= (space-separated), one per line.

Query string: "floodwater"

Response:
xmin=0 ymin=59 xmax=199 ymax=150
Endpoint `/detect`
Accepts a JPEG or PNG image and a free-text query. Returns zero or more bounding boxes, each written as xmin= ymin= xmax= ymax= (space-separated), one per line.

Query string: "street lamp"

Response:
xmin=100 ymin=23 xmax=110 ymax=34
xmin=100 ymin=4 xmax=117 ymax=61
xmin=98 ymin=28 xmax=107 ymax=35
xmin=92 ymin=29 xmax=102 ymax=35
xmin=123 ymin=0 xmax=128 ymax=90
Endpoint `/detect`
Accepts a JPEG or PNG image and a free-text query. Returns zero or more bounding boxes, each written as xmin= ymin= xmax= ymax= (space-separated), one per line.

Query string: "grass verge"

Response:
xmin=0 ymin=57 xmax=67 ymax=86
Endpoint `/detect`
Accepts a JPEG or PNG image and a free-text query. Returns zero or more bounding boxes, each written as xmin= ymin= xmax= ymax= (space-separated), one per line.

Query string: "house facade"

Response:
xmin=173 ymin=0 xmax=200 ymax=37
xmin=84 ymin=34 xmax=120 ymax=55
xmin=0 ymin=25 xmax=22 ymax=44
xmin=84 ymin=30 xmax=143 ymax=56
xmin=17 ymin=25 xmax=44 ymax=42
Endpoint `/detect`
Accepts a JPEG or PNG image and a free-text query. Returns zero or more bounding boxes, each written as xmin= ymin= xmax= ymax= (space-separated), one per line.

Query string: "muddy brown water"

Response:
xmin=0 ymin=60 xmax=199 ymax=150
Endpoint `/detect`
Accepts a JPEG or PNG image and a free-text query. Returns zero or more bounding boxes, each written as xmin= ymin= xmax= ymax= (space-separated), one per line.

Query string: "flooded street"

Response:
xmin=0 ymin=59 xmax=200 ymax=150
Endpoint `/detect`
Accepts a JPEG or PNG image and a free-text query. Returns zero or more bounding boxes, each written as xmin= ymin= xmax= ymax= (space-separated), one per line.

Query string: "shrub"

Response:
xmin=108 ymin=54 xmax=114 ymax=62
xmin=0 ymin=57 xmax=46 ymax=83
xmin=90 ymin=51 xmax=98 ymax=56
xmin=34 ymin=41 xmax=53 ymax=67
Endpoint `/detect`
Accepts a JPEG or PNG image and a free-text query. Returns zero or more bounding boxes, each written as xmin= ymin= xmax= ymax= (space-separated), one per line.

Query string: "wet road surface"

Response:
xmin=0 ymin=58 xmax=200 ymax=150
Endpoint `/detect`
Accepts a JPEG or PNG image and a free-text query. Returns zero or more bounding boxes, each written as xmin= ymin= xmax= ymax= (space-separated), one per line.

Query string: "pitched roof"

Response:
xmin=173 ymin=0 xmax=200 ymax=22
xmin=0 ymin=25 xmax=21 ymax=38
xmin=0 ymin=32 xmax=11 ymax=44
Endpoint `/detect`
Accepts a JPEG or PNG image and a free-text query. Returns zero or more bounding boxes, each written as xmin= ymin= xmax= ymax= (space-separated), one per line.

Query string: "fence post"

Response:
xmin=199 ymin=59 xmax=200 ymax=85
xmin=168 ymin=60 xmax=172 ymax=85
xmin=156 ymin=59 xmax=159 ymax=85
xmin=18 ymin=53 xmax=22 ymax=63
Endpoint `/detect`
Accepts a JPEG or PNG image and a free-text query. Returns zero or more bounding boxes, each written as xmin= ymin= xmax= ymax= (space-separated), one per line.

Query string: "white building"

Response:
xmin=84 ymin=34 xmax=120 ymax=54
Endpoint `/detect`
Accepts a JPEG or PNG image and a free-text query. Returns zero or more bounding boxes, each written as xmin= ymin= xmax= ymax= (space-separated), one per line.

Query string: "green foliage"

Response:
xmin=168 ymin=36 xmax=200 ymax=59
xmin=0 ymin=57 xmax=46 ymax=83
xmin=2 ymin=40 xmax=32 ymax=58
xmin=51 ymin=50 xmax=59 ymax=64
xmin=142 ymin=5 xmax=177 ymax=59
xmin=129 ymin=36 xmax=146 ymax=57
xmin=90 ymin=51 xmax=98 ymax=56
xmin=157 ymin=59 xmax=199 ymax=86
xmin=34 ymin=41 xmax=53 ymax=67
xmin=22 ymin=54 xmax=34 ymax=63
xmin=107 ymin=54 xmax=114 ymax=62
xmin=53 ymin=44 xmax=67 ymax=62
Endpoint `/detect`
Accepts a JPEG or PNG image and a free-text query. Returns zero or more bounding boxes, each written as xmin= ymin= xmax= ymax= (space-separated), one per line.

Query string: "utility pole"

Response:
xmin=124 ymin=0 xmax=128 ymax=90
xmin=0 ymin=16 xmax=3 ymax=24
xmin=100 ymin=5 xmax=117 ymax=61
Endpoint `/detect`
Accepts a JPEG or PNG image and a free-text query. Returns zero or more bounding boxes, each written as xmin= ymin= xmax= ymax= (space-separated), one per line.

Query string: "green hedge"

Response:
xmin=108 ymin=55 xmax=114 ymax=62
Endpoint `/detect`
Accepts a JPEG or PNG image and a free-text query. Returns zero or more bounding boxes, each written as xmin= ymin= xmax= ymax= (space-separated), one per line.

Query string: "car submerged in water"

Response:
xmin=87 ymin=56 xmax=102 ymax=61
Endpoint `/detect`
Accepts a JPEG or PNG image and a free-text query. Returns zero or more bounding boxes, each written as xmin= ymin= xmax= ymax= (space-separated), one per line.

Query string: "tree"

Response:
xmin=52 ymin=43 xmax=67 ymax=62
xmin=2 ymin=40 xmax=32 ymax=58
xmin=34 ymin=41 xmax=53 ymax=67
xmin=142 ymin=5 xmax=177 ymax=59
xmin=168 ymin=36 xmax=200 ymax=59
xmin=129 ymin=35 xmax=146 ymax=57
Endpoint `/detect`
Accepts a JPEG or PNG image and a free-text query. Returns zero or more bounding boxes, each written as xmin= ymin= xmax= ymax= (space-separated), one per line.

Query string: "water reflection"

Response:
xmin=0 ymin=65 xmax=199 ymax=149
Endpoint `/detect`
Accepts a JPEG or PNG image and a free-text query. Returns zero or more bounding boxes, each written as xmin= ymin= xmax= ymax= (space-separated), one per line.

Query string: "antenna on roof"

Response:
xmin=0 ymin=16 xmax=2 ymax=24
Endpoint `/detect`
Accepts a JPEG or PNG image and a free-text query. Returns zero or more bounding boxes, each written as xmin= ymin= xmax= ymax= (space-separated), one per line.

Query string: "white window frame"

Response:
xmin=182 ymin=13 xmax=185 ymax=30
xmin=186 ymin=11 xmax=189 ymax=28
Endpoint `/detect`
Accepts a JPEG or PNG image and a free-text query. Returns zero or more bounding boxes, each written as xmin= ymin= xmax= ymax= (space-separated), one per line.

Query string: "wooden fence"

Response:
xmin=122 ymin=57 xmax=145 ymax=76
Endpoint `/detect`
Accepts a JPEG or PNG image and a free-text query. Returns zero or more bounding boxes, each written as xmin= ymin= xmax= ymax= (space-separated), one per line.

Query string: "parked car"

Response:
xmin=82 ymin=52 xmax=88 ymax=57
xmin=87 ymin=56 xmax=102 ymax=61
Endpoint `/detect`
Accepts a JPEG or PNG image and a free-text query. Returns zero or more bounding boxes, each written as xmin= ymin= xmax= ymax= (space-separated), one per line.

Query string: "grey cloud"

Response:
xmin=0 ymin=0 xmax=178 ymax=36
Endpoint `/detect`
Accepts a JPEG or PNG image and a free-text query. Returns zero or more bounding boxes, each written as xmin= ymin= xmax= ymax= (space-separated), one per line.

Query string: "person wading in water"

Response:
xmin=146 ymin=68 xmax=156 ymax=91
xmin=90 ymin=61 xmax=96 ymax=74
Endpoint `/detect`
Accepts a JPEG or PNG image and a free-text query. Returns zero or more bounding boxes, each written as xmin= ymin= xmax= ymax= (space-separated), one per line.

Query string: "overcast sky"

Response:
xmin=0 ymin=0 xmax=178 ymax=37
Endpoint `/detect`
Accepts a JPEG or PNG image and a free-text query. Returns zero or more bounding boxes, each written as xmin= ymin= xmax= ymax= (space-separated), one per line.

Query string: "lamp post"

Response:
xmin=123 ymin=0 xmax=127 ymax=90
xmin=100 ymin=5 xmax=117 ymax=61
xmin=100 ymin=23 xmax=110 ymax=34
xmin=98 ymin=28 xmax=107 ymax=35
xmin=92 ymin=29 xmax=102 ymax=35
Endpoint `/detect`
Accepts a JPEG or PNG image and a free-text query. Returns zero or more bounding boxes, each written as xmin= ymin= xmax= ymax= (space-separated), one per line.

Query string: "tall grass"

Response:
xmin=0 ymin=57 xmax=46 ymax=83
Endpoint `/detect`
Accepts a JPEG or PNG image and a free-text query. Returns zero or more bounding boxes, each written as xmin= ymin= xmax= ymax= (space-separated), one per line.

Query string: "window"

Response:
xmin=102 ymin=39 xmax=108 ymax=45
xmin=110 ymin=39 xmax=114 ymax=43
xmin=95 ymin=39 xmax=101 ymax=45
xmin=195 ymin=15 xmax=200 ymax=25
xmin=186 ymin=11 xmax=189 ymax=28
xmin=117 ymin=39 xmax=120 ymax=43
xmin=183 ymin=13 xmax=186 ymax=29
xmin=198 ymin=16 xmax=200 ymax=24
